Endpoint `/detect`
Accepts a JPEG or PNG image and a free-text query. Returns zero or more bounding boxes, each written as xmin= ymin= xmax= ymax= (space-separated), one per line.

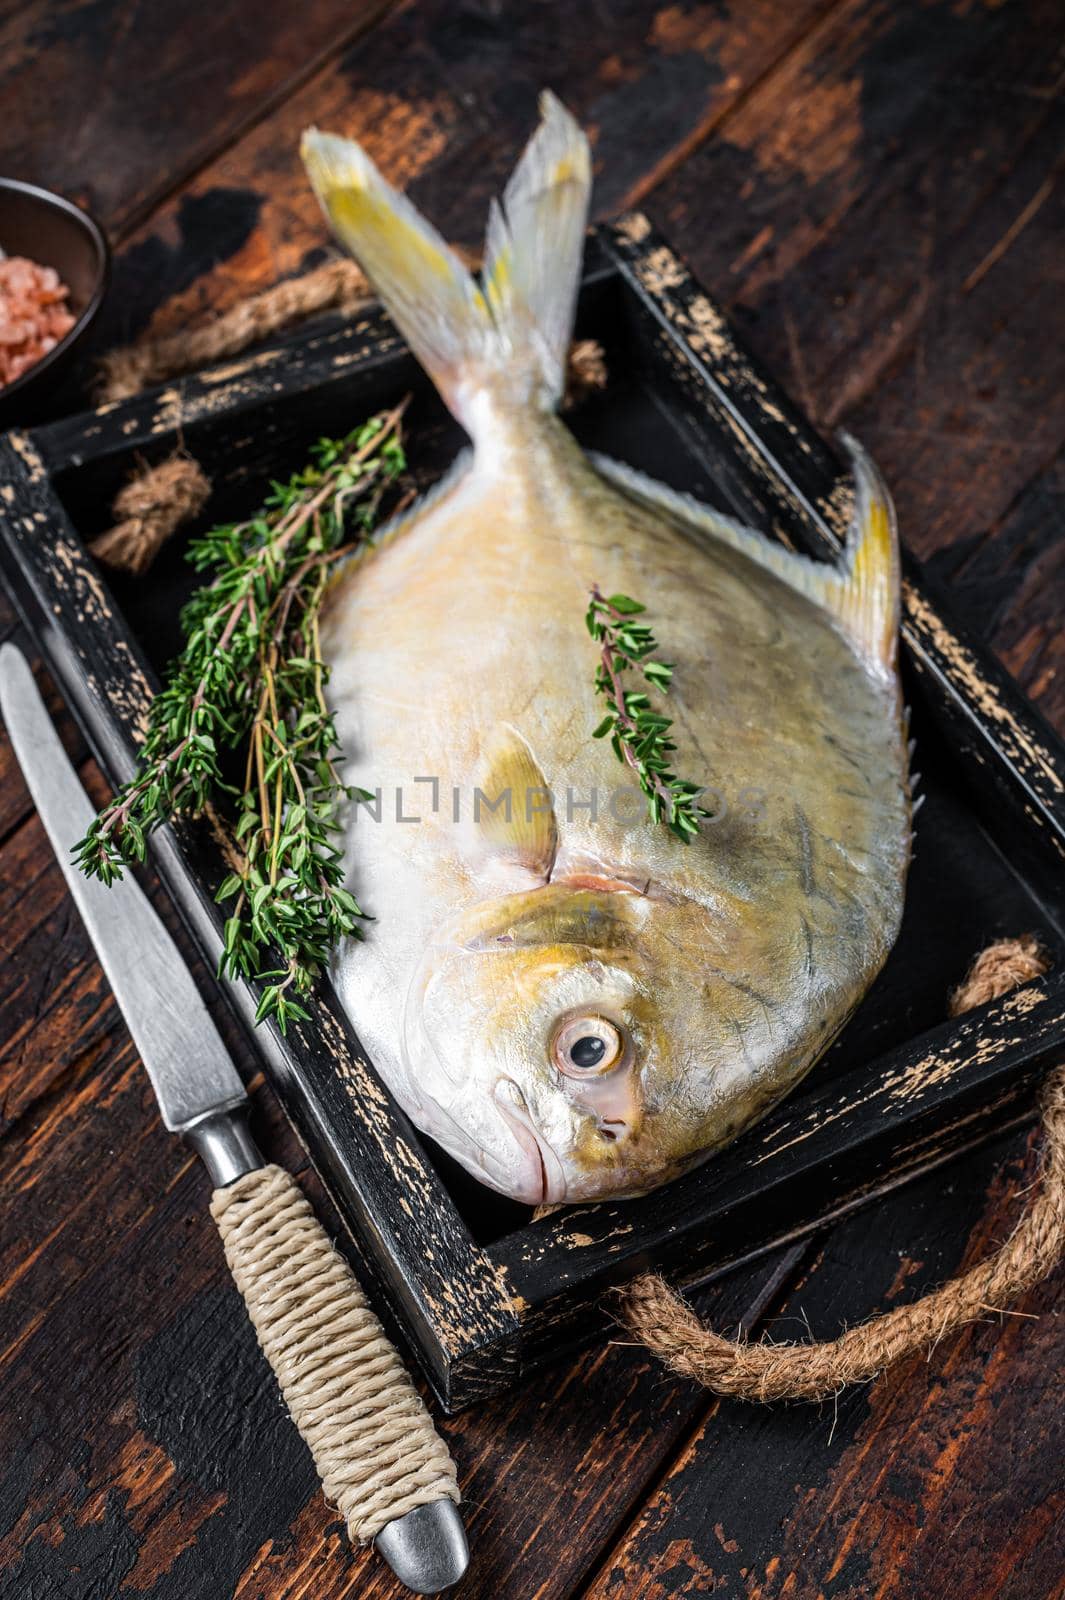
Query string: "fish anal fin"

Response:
xmin=474 ymin=725 xmax=558 ymax=879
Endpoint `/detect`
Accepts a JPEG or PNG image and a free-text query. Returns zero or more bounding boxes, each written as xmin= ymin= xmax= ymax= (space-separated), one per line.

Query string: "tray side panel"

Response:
xmin=601 ymin=216 xmax=1065 ymax=927
xmin=0 ymin=431 xmax=520 ymax=1409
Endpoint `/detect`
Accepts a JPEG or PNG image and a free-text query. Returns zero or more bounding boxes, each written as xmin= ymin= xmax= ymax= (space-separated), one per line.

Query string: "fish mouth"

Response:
xmin=552 ymin=872 xmax=648 ymax=895
xmin=493 ymin=1079 xmax=567 ymax=1206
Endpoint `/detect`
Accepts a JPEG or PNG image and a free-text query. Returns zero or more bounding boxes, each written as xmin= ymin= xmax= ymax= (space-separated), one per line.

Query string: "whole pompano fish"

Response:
xmin=301 ymin=96 xmax=911 ymax=1206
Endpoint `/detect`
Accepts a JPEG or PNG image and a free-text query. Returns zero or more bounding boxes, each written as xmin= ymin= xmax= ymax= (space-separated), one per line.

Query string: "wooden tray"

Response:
xmin=2 ymin=216 xmax=1064 ymax=1412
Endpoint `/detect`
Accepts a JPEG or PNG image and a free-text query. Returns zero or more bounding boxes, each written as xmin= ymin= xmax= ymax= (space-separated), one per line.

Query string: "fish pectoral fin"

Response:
xmin=590 ymin=434 xmax=900 ymax=682
xmin=474 ymin=725 xmax=558 ymax=879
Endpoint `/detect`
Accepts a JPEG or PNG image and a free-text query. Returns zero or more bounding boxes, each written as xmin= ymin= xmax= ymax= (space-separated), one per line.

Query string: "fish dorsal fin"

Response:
xmin=591 ymin=434 xmax=900 ymax=681
xmin=474 ymin=725 xmax=558 ymax=879
xmin=301 ymin=92 xmax=591 ymax=429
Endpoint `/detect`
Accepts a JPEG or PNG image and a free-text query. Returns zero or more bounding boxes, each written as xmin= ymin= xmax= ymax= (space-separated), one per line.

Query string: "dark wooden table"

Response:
xmin=2 ymin=4 xmax=1063 ymax=1596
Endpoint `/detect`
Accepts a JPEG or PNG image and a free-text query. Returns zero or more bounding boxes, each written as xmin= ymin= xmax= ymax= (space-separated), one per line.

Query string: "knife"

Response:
xmin=0 ymin=643 xmax=469 ymax=1596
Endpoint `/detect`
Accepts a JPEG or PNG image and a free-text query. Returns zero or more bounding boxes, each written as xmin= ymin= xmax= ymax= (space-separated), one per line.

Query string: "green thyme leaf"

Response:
xmin=587 ymin=585 xmax=712 ymax=843
xmin=75 ymin=402 xmax=410 ymax=1030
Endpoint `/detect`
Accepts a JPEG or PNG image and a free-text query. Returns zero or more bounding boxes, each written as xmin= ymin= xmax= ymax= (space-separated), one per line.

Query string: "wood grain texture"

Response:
xmin=647 ymin=0 xmax=1065 ymax=666
xmin=581 ymin=1128 xmax=1065 ymax=1600
xmin=2 ymin=1 xmax=1065 ymax=1596
xmin=929 ymin=445 xmax=1065 ymax=726
xmin=0 ymin=0 xmax=393 ymax=231
xmin=0 ymin=1117 xmax=797 ymax=1600
xmin=100 ymin=0 xmax=834 ymax=348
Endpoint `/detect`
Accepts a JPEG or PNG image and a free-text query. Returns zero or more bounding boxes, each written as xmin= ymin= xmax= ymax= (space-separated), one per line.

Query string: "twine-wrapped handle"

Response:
xmin=210 ymin=1164 xmax=459 ymax=1544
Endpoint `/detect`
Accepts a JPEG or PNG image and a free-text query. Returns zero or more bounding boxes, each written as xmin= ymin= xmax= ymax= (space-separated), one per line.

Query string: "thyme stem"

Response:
xmin=75 ymin=406 xmax=410 ymax=1030
xmin=586 ymin=585 xmax=712 ymax=841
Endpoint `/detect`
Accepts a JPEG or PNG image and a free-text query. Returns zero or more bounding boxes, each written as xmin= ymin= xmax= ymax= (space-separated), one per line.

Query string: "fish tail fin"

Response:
xmin=301 ymin=126 xmax=490 ymax=423
xmin=481 ymin=91 xmax=592 ymax=408
xmin=301 ymin=92 xmax=591 ymax=428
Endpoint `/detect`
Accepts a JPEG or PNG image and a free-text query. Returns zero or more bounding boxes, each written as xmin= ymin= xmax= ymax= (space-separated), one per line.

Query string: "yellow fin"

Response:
xmin=826 ymin=432 xmax=900 ymax=677
xmin=592 ymin=434 xmax=900 ymax=681
xmin=302 ymin=92 xmax=591 ymax=428
xmin=482 ymin=91 xmax=592 ymax=406
xmin=301 ymin=128 xmax=491 ymax=416
xmin=474 ymin=725 xmax=557 ymax=878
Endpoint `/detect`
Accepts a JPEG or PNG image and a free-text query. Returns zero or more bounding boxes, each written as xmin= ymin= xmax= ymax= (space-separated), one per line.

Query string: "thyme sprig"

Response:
xmin=586 ymin=587 xmax=713 ymax=841
xmin=75 ymin=404 xmax=409 ymax=1030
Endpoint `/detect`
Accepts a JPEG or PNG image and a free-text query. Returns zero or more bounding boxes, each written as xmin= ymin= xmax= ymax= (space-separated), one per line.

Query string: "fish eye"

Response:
xmin=553 ymin=1015 xmax=626 ymax=1078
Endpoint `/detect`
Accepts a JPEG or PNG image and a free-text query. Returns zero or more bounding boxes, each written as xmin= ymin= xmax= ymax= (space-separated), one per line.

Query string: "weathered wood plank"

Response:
xmin=9 ymin=1097 xmax=1055 ymax=1598
xmin=0 ymin=706 xmax=259 ymax=1146
xmin=0 ymin=0 xmax=395 ymax=231
xmin=647 ymin=0 xmax=1065 ymax=578
xmin=928 ymin=444 xmax=1065 ymax=731
xmin=0 ymin=905 xmax=802 ymax=1597
xmin=229 ymin=1247 xmax=804 ymax=1600
xmin=0 ymin=805 xmax=113 ymax=1134
xmin=0 ymin=604 xmax=87 ymax=843
xmin=0 ymin=597 xmax=103 ymax=1128
xmin=103 ymin=0 xmax=837 ymax=347
xmin=4 ymin=4 xmax=1064 ymax=1595
xmin=581 ymin=1125 xmax=1065 ymax=1599
xmin=0 ymin=1041 xmax=319 ymax=1598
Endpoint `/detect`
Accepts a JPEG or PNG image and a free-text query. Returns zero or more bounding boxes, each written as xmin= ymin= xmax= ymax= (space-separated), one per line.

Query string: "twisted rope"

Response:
xmin=623 ymin=936 xmax=1062 ymax=1400
xmin=89 ymin=453 xmax=211 ymax=576
xmin=211 ymin=1164 xmax=459 ymax=1542
xmin=97 ymin=259 xmax=372 ymax=403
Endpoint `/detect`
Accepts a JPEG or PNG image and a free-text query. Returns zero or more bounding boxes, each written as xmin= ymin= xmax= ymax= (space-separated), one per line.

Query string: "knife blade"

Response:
xmin=0 ymin=643 xmax=468 ymax=1594
xmin=0 ymin=642 xmax=244 ymax=1132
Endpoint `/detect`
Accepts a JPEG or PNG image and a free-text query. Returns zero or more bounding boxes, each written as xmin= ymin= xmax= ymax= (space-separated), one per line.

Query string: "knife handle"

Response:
xmin=206 ymin=1161 xmax=463 ymax=1560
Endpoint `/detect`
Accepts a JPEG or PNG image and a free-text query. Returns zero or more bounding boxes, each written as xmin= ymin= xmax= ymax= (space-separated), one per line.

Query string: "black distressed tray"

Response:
xmin=3 ymin=216 xmax=1064 ymax=1411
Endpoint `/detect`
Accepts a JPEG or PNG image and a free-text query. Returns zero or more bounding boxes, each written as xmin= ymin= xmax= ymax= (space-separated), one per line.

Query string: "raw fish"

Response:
xmin=301 ymin=96 xmax=911 ymax=1205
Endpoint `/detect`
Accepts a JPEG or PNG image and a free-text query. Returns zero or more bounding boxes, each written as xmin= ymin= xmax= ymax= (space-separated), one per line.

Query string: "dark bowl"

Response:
xmin=0 ymin=178 xmax=111 ymax=428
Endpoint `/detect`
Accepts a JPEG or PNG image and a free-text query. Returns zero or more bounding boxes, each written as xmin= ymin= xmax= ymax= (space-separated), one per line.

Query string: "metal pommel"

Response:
xmin=375 ymin=1500 xmax=470 ymax=1593
xmin=184 ymin=1106 xmax=262 ymax=1187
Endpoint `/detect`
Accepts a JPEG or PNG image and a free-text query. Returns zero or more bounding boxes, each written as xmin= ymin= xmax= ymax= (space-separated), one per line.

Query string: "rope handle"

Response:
xmin=622 ymin=937 xmax=1064 ymax=1401
xmin=211 ymin=1164 xmax=459 ymax=1543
